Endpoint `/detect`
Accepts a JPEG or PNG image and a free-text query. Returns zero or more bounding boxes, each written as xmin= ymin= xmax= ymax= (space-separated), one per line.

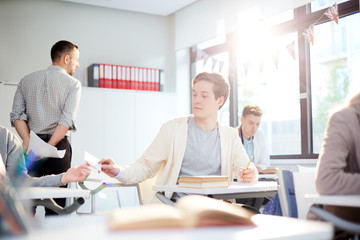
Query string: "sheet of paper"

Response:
xmin=27 ymin=131 xmax=66 ymax=159
xmin=84 ymin=151 xmax=102 ymax=172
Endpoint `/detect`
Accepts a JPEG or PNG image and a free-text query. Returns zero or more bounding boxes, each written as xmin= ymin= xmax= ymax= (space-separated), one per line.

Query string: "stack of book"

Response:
xmin=177 ymin=175 xmax=230 ymax=189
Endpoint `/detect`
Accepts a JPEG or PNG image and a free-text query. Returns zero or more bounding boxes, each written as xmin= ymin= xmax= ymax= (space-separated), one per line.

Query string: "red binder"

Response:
xmin=112 ymin=64 xmax=117 ymax=88
xmin=99 ymin=64 xmax=105 ymax=88
xmin=155 ymin=69 xmax=160 ymax=91
xmin=130 ymin=66 xmax=135 ymax=90
xmin=134 ymin=67 xmax=140 ymax=90
xmin=126 ymin=66 xmax=131 ymax=89
xmin=116 ymin=65 xmax=121 ymax=89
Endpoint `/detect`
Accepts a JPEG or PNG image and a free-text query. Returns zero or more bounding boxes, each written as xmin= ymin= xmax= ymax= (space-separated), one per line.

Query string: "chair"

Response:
xmin=278 ymin=169 xmax=360 ymax=239
xmin=296 ymin=165 xmax=316 ymax=173
xmin=137 ymin=176 xmax=157 ymax=205
xmin=276 ymin=169 xmax=298 ymax=217
xmin=292 ymin=171 xmax=316 ymax=219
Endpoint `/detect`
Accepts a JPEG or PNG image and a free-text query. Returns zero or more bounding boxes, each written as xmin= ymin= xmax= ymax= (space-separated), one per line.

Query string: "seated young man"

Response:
xmin=0 ymin=125 xmax=90 ymax=187
xmin=236 ymin=104 xmax=270 ymax=173
xmin=236 ymin=105 xmax=270 ymax=210
xmin=99 ymin=72 xmax=258 ymax=202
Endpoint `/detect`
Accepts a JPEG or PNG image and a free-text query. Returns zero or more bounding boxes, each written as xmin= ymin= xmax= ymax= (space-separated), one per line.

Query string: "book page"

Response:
xmin=107 ymin=195 xmax=256 ymax=230
xmin=108 ymin=204 xmax=189 ymax=230
xmin=175 ymin=195 xmax=256 ymax=227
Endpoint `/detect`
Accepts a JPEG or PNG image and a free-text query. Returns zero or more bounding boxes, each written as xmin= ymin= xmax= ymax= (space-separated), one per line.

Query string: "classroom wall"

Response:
xmin=0 ymin=0 xmax=175 ymax=91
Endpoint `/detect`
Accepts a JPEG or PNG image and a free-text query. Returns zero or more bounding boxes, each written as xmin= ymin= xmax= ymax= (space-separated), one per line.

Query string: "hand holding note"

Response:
xmin=98 ymin=158 xmax=120 ymax=178
xmin=84 ymin=151 xmax=102 ymax=173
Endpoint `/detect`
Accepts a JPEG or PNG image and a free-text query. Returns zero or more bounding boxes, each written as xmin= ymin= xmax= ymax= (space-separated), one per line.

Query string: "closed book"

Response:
xmin=178 ymin=175 xmax=230 ymax=188
xmin=108 ymin=195 xmax=255 ymax=230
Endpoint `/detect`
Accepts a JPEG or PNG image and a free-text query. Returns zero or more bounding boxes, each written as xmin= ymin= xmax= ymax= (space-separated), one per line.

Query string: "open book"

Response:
xmin=177 ymin=175 xmax=230 ymax=188
xmin=108 ymin=195 xmax=256 ymax=230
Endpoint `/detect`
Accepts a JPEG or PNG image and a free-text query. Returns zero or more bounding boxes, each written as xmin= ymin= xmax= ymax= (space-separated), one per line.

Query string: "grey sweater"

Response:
xmin=0 ymin=126 xmax=64 ymax=187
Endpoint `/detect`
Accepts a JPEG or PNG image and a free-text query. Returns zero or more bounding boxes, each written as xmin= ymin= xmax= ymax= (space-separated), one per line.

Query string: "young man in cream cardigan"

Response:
xmin=99 ymin=72 xmax=258 ymax=201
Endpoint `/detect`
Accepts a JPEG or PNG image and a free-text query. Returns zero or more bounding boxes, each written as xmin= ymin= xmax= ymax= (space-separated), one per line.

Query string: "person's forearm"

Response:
xmin=48 ymin=124 xmax=69 ymax=146
xmin=13 ymin=120 xmax=30 ymax=149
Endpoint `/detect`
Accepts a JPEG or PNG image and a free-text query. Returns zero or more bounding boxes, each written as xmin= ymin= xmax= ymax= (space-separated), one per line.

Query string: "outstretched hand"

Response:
xmin=98 ymin=157 xmax=120 ymax=178
xmin=61 ymin=162 xmax=91 ymax=185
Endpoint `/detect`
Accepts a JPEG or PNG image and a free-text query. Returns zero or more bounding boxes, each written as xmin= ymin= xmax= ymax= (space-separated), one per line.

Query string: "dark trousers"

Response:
xmin=26 ymin=135 xmax=72 ymax=216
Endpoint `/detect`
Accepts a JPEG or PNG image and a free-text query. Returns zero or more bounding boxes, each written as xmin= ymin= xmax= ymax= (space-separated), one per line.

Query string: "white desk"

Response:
xmin=17 ymin=187 xmax=91 ymax=215
xmin=18 ymin=187 xmax=90 ymax=200
xmin=2 ymin=212 xmax=333 ymax=240
xmin=78 ymin=178 xmax=138 ymax=214
xmin=153 ymin=182 xmax=277 ymax=199
xmin=305 ymin=194 xmax=360 ymax=207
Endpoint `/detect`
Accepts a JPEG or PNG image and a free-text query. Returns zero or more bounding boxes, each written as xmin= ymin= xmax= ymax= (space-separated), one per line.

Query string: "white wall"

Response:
xmin=0 ymin=0 xmax=175 ymax=91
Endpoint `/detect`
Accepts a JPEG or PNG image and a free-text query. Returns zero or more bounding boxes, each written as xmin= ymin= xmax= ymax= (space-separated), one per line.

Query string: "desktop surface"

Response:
xmin=2 ymin=213 xmax=333 ymax=240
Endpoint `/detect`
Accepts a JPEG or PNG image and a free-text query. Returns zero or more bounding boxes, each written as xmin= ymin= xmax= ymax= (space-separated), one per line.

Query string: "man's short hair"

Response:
xmin=242 ymin=104 xmax=262 ymax=118
xmin=51 ymin=40 xmax=78 ymax=62
xmin=192 ymin=72 xmax=230 ymax=109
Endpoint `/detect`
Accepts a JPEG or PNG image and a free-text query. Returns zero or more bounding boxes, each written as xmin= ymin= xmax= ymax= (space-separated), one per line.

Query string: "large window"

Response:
xmin=191 ymin=0 xmax=359 ymax=159
xmin=237 ymin=32 xmax=301 ymax=155
xmin=311 ymin=12 xmax=360 ymax=153
xmin=192 ymin=37 xmax=230 ymax=126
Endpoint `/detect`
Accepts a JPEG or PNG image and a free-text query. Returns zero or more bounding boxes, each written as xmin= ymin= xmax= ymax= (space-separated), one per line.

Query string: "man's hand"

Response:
xmin=61 ymin=162 xmax=91 ymax=185
xmin=98 ymin=158 xmax=120 ymax=178
xmin=238 ymin=165 xmax=258 ymax=183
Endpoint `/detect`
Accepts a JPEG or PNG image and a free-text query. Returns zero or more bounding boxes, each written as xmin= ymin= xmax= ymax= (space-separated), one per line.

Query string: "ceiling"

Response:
xmin=60 ymin=0 xmax=198 ymax=16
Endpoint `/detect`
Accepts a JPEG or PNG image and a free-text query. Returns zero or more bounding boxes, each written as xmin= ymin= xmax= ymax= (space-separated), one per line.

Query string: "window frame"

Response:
xmin=190 ymin=0 xmax=359 ymax=160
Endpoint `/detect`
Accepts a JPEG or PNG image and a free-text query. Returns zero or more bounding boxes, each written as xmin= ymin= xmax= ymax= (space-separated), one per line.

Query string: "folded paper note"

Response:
xmin=84 ymin=151 xmax=102 ymax=173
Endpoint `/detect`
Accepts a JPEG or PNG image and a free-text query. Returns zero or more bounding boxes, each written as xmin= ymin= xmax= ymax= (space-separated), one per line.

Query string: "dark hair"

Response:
xmin=50 ymin=40 xmax=78 ymax=62
xmin=242 ymin=104 xmax=262 ymax=118
xmin=192 ymin=72 xmax=230 ymax=109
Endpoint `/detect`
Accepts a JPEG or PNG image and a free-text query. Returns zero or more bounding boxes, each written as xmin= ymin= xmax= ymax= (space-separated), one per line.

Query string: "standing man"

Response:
xmin=237 ymin=105 xmax=270 ymax=173
xmin=99 ymin=72 xmax=258 ymax=203
xmin=10 ymin=40 xmax=81 ymax=215
xmin=236 ymin=104 xmax=270 ymax=210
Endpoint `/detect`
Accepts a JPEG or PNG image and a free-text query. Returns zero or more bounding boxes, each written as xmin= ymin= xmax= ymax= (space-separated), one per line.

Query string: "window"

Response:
xmin=310 ymin=13 xmax=360 ymax=153
xmin=237 ymin=32 xmax=301 ymax=155
xmin=311 ymin=0 xmax=349 ymax=12
xmin=190 ymin=0 xmax=359 ymax=159
xmin=193 ymin=39 xmax=230 ymax=126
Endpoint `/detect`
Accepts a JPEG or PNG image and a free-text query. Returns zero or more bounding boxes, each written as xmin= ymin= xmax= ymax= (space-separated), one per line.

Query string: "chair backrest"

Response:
xmin=277 ymin=169 xmax=298 ymax=218
xmin=137 ymin=176 xmax=157 ymax=205
xmin=296 ymin=165 xmax=316 ymax=173
xmin=293 ymin=171 xmax=316 ymax=219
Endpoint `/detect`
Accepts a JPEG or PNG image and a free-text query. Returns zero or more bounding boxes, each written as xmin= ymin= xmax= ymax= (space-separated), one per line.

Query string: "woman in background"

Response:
xmin=315 ymin=91 xmax=360 ymax=225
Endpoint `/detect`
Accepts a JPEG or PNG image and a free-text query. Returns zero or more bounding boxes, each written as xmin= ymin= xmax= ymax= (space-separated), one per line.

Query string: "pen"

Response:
xmin=241 ymin=154 xmax=253 ymax=180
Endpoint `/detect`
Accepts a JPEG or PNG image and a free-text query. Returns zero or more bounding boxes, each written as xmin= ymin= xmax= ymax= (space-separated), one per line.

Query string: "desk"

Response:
xmin=18 ymin=187 xmax=90 ymax=200
xmin=304 ymin=194 xmax=360 ymax=207
xmin=2 ymin=212 xmax=333 ymax=240
xmin=153 ymin=182 xmax=277 ymax=200
xmin=18 ymin=187 xmax=90 ymax=215
xmin=78 ymin=178 xmax=138 ymax=213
